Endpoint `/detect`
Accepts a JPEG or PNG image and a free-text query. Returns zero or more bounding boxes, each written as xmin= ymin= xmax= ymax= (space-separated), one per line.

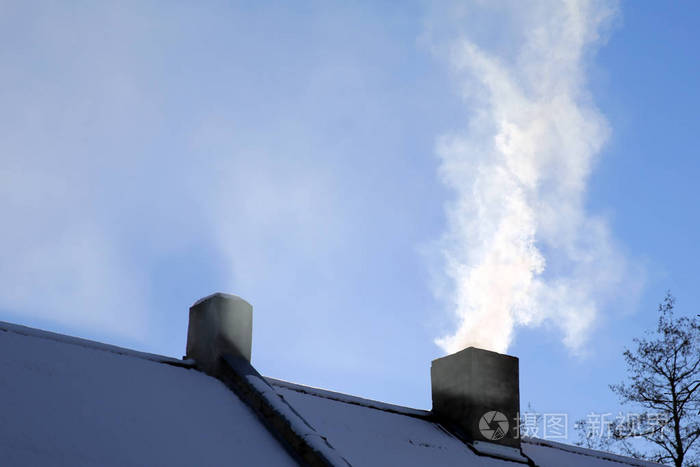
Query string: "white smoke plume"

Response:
xmin=434 ymin=0 xmax=629 ymax=354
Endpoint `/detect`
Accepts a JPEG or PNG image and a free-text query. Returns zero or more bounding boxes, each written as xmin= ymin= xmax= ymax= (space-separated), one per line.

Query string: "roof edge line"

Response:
xmin=522 ymin=437 xmax=664 ymax=466
xmin=0 ymin=320 xmax=193 ymax=368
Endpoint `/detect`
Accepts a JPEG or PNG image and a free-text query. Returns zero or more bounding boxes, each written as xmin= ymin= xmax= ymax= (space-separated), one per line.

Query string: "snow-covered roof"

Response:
xmin=0 ymin=321 xmax=294 ymax=467
xmin=268 ymin=378 xmax=662 ymax=467
xmin=0 ymin=320 xmax=663 ymax=466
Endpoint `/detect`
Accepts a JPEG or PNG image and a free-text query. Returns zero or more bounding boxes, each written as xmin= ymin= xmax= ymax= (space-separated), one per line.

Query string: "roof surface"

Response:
xmin=0 ymin=320 xmax=664 ymax=466
xmin=0 ymin=321 xmax=295 ymax=467
xmin=268 ymin=378 xmax=662 ymax=467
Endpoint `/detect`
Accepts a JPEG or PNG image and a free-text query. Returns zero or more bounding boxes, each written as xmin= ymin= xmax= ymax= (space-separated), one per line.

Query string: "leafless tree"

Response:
xmin=606 ymin=292 xmax=700 ymax=466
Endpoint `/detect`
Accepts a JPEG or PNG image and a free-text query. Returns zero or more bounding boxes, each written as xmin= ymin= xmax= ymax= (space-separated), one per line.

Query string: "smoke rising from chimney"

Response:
xmin=433 ymin=0 xmax=629 ymax=354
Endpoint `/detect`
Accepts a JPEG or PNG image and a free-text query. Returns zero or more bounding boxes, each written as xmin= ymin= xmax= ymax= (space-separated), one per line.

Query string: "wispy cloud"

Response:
xmin=0 ymin=3 xmax=160 ymax=338
xmin=0 ymin=2 xmax=364 ymax=343
xmin=430 ymin=0 xmax=636 ymax=354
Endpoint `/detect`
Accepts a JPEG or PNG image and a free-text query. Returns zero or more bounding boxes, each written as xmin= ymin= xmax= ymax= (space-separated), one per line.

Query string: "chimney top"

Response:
xmin=186 ymin=293 xmax=253 ymax=376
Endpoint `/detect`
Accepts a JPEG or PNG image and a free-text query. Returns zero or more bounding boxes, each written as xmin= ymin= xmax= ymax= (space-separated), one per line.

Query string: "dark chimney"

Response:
xmin=431 ymin=347 xmax=520 ymax=448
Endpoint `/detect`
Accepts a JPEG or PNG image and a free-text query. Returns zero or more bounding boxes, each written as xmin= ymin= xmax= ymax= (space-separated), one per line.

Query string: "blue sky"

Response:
xmin=1 ymin=1 xmax=699 ymax=443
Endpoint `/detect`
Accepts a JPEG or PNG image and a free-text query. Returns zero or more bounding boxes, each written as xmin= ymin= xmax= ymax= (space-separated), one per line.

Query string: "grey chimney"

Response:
xmin=185 ymin=293 xmax=253 ymax=376
xmin=431 ymin=347 xmax=520 ymax=448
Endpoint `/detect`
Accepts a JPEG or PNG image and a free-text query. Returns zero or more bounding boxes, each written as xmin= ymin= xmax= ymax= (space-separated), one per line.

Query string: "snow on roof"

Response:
xmin=0 ymin=321 xmax=295 ymax=467
xmin=269 ymin=378 xmax=520 ymax=466
xmin=0 ymin=320 xmax=665 ymax=467
xmin=268 ymin=378 xmax=664 ymax=467
xmin=522 ymin=438 xmax=662 ymax=467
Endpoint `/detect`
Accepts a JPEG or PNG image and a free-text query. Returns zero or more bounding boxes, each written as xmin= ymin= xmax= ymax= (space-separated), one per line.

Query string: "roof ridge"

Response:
xmin=267 ymin=377 xmax=430 ymax=419
xmin=225 ymin=356 xmax=351 ymax=466
xmin=0 ymin=320 xmax=194 ymax=368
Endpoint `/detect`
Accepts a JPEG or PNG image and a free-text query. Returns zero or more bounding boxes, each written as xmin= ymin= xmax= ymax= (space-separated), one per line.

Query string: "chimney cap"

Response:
xmin=192 ymin=292 xmax=250 ymax=308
